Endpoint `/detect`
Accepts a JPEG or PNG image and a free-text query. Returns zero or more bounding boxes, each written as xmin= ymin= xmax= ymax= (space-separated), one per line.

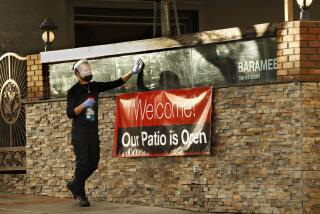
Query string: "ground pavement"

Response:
xmin=0 ymin=192 xmax=210 ymax=214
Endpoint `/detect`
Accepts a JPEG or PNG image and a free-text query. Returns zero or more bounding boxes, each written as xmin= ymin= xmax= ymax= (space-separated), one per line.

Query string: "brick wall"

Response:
xmin=277 ymin=21 xmax=320 ymax=81
xmin=1 ymin=82 xmax=319 ymax=213
xmin=26 ymin=54 xmax=48 ymax=101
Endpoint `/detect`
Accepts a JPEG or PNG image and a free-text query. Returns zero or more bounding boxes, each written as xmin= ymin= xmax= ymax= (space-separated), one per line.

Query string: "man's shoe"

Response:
xmin=66 ymin=181 xmax=77 ymax=199
xmin=75 ymin=196 xmax=90 ymax=207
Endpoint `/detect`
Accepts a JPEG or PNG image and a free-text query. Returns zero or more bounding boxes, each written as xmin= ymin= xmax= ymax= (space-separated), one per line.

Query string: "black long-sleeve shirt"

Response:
xmin=67 ymin=79 xmax=125 ymax=136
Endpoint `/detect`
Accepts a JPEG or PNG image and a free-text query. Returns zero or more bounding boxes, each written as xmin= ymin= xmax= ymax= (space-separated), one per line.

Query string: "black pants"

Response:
xmin=72 ymin=132 xmax=100 ymax=196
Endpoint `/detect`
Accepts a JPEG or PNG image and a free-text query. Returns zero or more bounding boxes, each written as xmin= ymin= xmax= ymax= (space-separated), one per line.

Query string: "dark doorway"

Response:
xmin=74 ymin=7 xmax=199 ymax=47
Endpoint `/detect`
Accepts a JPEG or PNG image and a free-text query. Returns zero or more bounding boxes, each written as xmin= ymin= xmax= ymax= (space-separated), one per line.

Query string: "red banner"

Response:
xmin=113 ymin=87 xmax=213 ymax=157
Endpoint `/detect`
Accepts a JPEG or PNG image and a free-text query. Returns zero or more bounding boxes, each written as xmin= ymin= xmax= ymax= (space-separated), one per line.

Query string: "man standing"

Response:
xmin=66 ymin=58 xmax=144 ymax=207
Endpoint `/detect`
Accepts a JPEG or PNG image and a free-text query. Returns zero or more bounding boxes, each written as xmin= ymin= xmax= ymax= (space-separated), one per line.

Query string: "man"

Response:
xmin=66 ymin=58 xmax=144 ymax=207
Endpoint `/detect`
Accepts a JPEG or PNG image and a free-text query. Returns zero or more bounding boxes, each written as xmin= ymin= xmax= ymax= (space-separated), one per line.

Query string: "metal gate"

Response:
xmin=0 ymin=53 xmax=27 ymax=172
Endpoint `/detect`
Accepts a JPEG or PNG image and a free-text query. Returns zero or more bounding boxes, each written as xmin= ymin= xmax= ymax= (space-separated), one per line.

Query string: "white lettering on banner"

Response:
xmin=181 ymin=129 xmax=207 ymax=145
xmin=133 ymin=99 xmax=195 ymax=121
xmin=156 ymin=103 xmax=164 ymax=119
xmin=121 ymin=132 xmax=140 ymax=148
xmin=141 ymin=131 xmax=167 ymax=147
xmin=121 ymin=129 xmax=208 ymax=149
xmin=169 ymin=130 xmax=179 ymax=146
xmin=238 ymin=58 xmax=277 ymax=73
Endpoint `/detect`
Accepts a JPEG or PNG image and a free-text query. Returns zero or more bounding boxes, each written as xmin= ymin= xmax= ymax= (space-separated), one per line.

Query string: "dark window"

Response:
xmin=74 ymin=7 xmax=199 ymax=47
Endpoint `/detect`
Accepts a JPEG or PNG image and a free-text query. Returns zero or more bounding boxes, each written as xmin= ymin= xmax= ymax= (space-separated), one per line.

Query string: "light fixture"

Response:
xmin=42 ymin=31 xmax=55 ymax=44
xmin=296 ymin=0 xmax=313 ymax=20
xmin=39 ymin=18 xmax=57 ymax=51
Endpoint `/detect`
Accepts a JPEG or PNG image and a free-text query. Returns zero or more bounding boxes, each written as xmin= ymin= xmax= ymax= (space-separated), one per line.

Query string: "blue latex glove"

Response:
xmin=83 ymin=98 xmax=95 ymax=108
xmin=131 ymin=58 xmax=144 ymax=75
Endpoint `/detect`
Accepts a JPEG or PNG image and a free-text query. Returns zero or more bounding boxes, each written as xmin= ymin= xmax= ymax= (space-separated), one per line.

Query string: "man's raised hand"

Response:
xmin=131 ymin=58 xmax=144 ymax=75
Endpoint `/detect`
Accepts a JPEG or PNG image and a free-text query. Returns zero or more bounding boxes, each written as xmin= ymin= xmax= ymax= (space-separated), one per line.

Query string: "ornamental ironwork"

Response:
xmin=0 ymin=53 xmax=27 ymax=172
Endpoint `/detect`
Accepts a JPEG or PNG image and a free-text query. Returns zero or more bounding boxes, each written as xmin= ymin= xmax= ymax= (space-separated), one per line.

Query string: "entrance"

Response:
xmin=0 ymin=53 xmax=27 ymax=172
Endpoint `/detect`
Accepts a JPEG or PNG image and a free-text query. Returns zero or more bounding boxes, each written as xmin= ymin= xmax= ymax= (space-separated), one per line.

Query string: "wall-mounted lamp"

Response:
xmin=296 ymin=0 xmax=313 ymax=20
xmin=39 ymin=18 xmax=57 ymax=51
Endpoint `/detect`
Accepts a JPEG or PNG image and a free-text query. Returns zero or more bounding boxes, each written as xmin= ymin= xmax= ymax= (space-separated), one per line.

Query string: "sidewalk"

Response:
xmin=0 ymin=192 xmax=209 ymax=214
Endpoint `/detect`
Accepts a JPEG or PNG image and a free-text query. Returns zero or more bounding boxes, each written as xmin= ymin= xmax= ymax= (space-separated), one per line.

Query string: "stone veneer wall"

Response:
xmin=1 ymin=82 xmax=319 ymax=213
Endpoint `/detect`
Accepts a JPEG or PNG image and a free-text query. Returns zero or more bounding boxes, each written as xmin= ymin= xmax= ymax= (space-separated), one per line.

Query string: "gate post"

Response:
xmin=27 ymin=54 xmax=49 ymax=101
